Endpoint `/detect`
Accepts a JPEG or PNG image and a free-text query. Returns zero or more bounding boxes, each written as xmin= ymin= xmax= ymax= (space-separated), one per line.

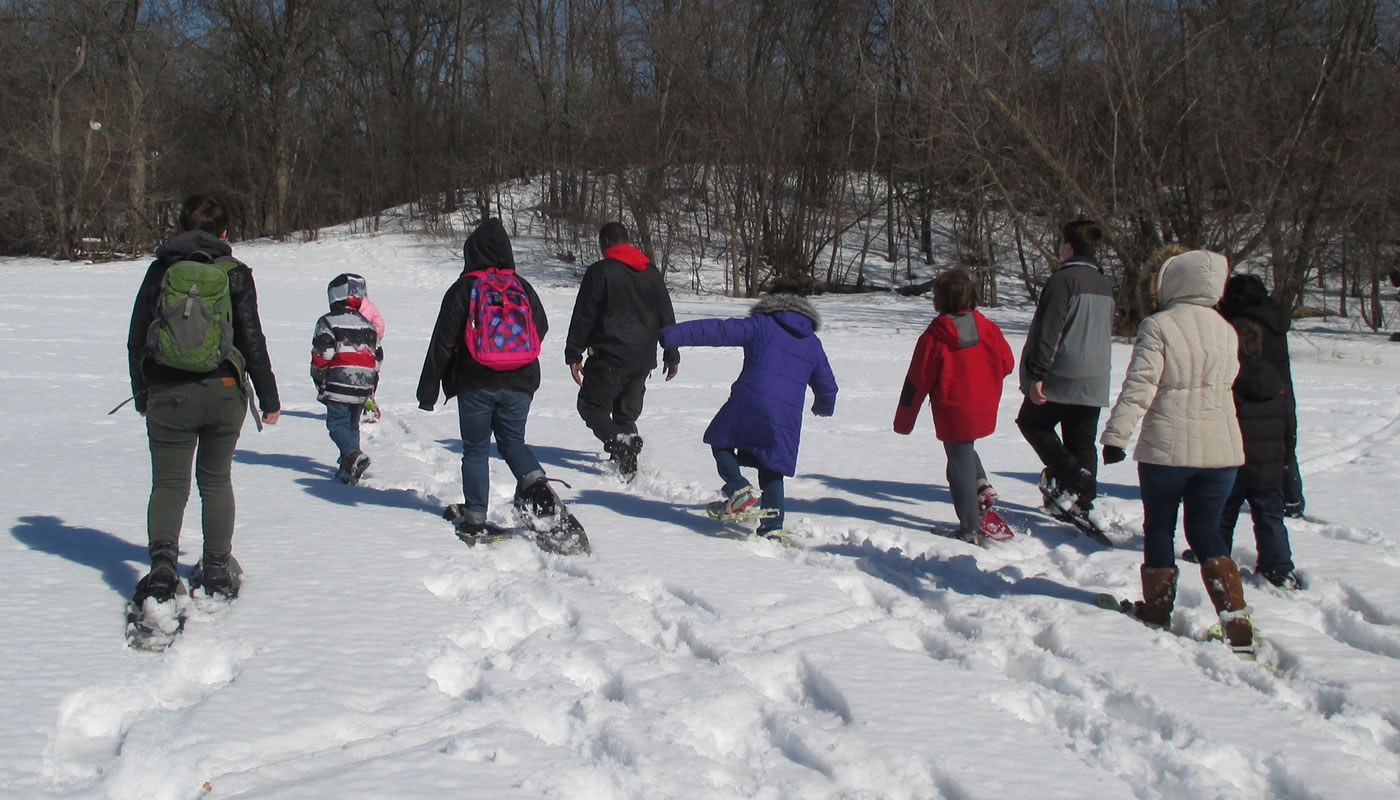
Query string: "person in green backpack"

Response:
xmin=125 ymin=194 xmax=280 ymax=621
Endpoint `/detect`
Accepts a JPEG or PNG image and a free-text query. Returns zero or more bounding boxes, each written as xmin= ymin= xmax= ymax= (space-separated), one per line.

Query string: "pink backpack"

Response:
xmin=463 ymin=268 xmax=541 ymax=370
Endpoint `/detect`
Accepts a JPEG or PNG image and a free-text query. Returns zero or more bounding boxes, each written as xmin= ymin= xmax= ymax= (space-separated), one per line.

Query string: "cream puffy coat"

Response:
xmin=1101 ymin=250 xmax=1244 ymax=467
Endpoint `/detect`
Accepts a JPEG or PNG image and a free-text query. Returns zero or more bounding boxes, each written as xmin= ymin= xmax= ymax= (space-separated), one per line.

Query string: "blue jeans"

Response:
xmin=1138 ymin=463 xmax=1238 ymax=568
xmin=713 ymin=447 xmax=785 ymax=531
xmin=1282 ymin=453 xmax=1305 ymax=513
xmin=324 ymin=401 xmax=363 ymax=458
xmin=1221 ymin=485 xmax=1293 ymax=574
xmin=456 ymin=388 xmax=545 ymax=526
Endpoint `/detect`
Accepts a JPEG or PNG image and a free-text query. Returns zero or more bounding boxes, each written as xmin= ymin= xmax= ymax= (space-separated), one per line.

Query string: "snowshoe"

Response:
xmin=705 ymin=485 xmax=775 ymax=523
xmin=604 ymin=433 xmax=643 ymax=482
xmin=1037 ymin=468 xmax=1111 ymax=544
xmin=1260 ymin=568 xmax=1303 ymax=591
xmin=442 ymin=504 xmax=520 ymax=546
xmin=707 ymin=504 xmax=779 ymax=524
xmin=1204 ymin=616 xmax=1277 ymax=668
xmin=1038 ymin=468 xmax=1077 ymax=515
xmin=125 ymin=565 xmax=188 ymax=652
xmin=532 ymin=514 xmax=591 ymax=556
xmin=189 ymin=553 xmax=242 ymax=601
xmin=511 ymin=479 xmax=592 ymax=556
xmin=753 ymin=526 xmax=803 ymax=548
xmin=338 ymin=449 xmax=370 ymax=485
xmin=979 ymin=509 xmax=1014 ymax=541
xmin=1041 ymin=499 xmax=1113 ymax=545
xmin=929 ymin=524 xmax=987 ymax=548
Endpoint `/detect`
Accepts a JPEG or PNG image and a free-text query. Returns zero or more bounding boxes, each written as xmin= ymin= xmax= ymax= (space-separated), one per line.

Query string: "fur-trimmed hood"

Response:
xmin=751 ymin=293 xmax=821 ymax=336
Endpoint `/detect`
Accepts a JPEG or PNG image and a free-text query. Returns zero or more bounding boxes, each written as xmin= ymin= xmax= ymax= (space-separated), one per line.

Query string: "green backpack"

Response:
xmin=145 ymin=252 xmax=243 ymax=373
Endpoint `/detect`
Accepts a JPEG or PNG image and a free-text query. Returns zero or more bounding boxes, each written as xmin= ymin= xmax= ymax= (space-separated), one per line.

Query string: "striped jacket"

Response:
xmin=311 ymin=273 xmax=382 ymax=404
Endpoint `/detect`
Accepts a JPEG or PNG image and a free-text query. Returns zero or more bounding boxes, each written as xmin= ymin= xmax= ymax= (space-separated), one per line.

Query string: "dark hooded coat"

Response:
xmin=126 ymin=229 xmax=280 ymax=415
xmin=416 ymin=219 xmax=549 ymax=408
xmin=1218 ymin=277 xmax=1297 ymax=439
xmin=1232 ymin=355 xmax=1290 ymax=491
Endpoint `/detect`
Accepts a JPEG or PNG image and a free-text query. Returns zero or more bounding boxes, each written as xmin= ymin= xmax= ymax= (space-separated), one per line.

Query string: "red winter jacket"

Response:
xmin=893 ymin=310 xmax=1014 ymax=442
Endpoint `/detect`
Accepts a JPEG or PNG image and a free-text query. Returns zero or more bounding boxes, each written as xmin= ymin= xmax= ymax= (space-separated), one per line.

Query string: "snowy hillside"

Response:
xmin=3 ymin=218 xmax=1399 ymax=799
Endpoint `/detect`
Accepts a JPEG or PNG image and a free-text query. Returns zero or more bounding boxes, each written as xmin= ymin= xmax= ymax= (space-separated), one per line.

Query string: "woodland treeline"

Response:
xmin=2 ymin=0 xmax=1397 ymax=325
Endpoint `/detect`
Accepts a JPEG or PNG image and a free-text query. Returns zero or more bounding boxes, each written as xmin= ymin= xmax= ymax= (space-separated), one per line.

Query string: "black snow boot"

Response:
xmin=604 ymin=433 xmax=643 ymax=480
xmin=191 ymin=552 xmax=242 ymax=599
xmin=134 ymin=542 xmax=181 ymax=604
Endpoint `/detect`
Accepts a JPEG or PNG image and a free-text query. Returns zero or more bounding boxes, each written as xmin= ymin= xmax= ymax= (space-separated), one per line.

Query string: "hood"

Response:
xmin=603 ymin=243 xmax=650 ymax=271
xmin=1220 ymin=283 xmax=1291 ymax=335
xmin=327 ymin=273 xmax=367 ymax=309
xmin=1156 ymin=250 xmax=1228 ymax=310
xmin=155 ymin=229 xmax=233 ymax=263
xmin=931 ymin=311 xmax=980 ymax=349
xmin=751 ymin=293 xmax=821 ymax=337
xmin=463 ymin=218 xmax=515 ymax=272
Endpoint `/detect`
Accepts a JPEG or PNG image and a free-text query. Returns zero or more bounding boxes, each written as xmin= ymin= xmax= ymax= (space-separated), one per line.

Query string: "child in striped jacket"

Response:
xmin=311 ymin=273 xmax=384 ymax=484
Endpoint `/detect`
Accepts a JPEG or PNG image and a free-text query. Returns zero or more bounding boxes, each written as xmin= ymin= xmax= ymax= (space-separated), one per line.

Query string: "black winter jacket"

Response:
xmin=563 ymin=244 xmax=679 ymax=371
xmin=416 ymin=220 xmax=549 ymax=408
xmin=126 ymin=230 xmax=280 ymax=415
xmin=1232 ymin=357 xmax=1290 ymax=491
xmin=1219 ymin=292 xmax=1296 ymax=435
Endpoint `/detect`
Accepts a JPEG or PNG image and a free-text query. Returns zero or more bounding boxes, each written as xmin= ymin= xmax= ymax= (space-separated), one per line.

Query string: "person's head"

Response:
xmin=1061 ymin=219 xmax=1103 ymax=260
xmin=327 ymin=273 xmax=367 ymax=309
xmin=1222 ymin=273 xmax=1269 ymax=314
xmin=463 ymin=217 xmax=515 ymax=271
xmin=599 ymin=222 xmax=630 ymax=252
xmin=1157 ymin=249 xmax=1230 ymax=310
xmin=1233 ymin=316 xmax=1264 ymax=361
xmin=179 ymin=194 xmax=230 ymax=238
xmin=932 ymin=268 xmax=978 ymax=314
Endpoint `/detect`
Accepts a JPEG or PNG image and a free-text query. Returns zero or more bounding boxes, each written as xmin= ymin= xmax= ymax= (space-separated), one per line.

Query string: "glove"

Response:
xmin=1102 ymin=445 xmax=1127 ymax=464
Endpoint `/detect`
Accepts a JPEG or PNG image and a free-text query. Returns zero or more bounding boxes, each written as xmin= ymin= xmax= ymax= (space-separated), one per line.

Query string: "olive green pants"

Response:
xmin=145 ymin=378 xmax=247 ymax=558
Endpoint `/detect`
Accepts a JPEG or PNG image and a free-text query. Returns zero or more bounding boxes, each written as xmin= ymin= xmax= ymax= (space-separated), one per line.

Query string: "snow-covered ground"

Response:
xmin=3 ymin=217 xmax=1399 ymax=799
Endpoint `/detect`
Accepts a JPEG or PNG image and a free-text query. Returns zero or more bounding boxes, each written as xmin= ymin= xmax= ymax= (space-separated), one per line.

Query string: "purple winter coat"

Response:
xmin=659 ymin=294 xmax=838 ymax=476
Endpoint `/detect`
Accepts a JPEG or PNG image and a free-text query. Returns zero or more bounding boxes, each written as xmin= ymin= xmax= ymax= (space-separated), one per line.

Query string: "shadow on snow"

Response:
xmin=11 ymin=515 xmax=148 ymax=596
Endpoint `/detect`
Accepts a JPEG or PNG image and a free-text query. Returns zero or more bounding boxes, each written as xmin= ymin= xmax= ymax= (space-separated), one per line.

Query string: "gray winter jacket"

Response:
xmin=1018 ymin=259 xmax=1115 ymax=406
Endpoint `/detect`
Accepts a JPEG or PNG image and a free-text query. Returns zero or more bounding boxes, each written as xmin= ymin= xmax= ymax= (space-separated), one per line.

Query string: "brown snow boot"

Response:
xmin=1200 ymin=556 xmax=1253 ymax=650
xmin=1131 ymin=565 xmax=1178 ymax=628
